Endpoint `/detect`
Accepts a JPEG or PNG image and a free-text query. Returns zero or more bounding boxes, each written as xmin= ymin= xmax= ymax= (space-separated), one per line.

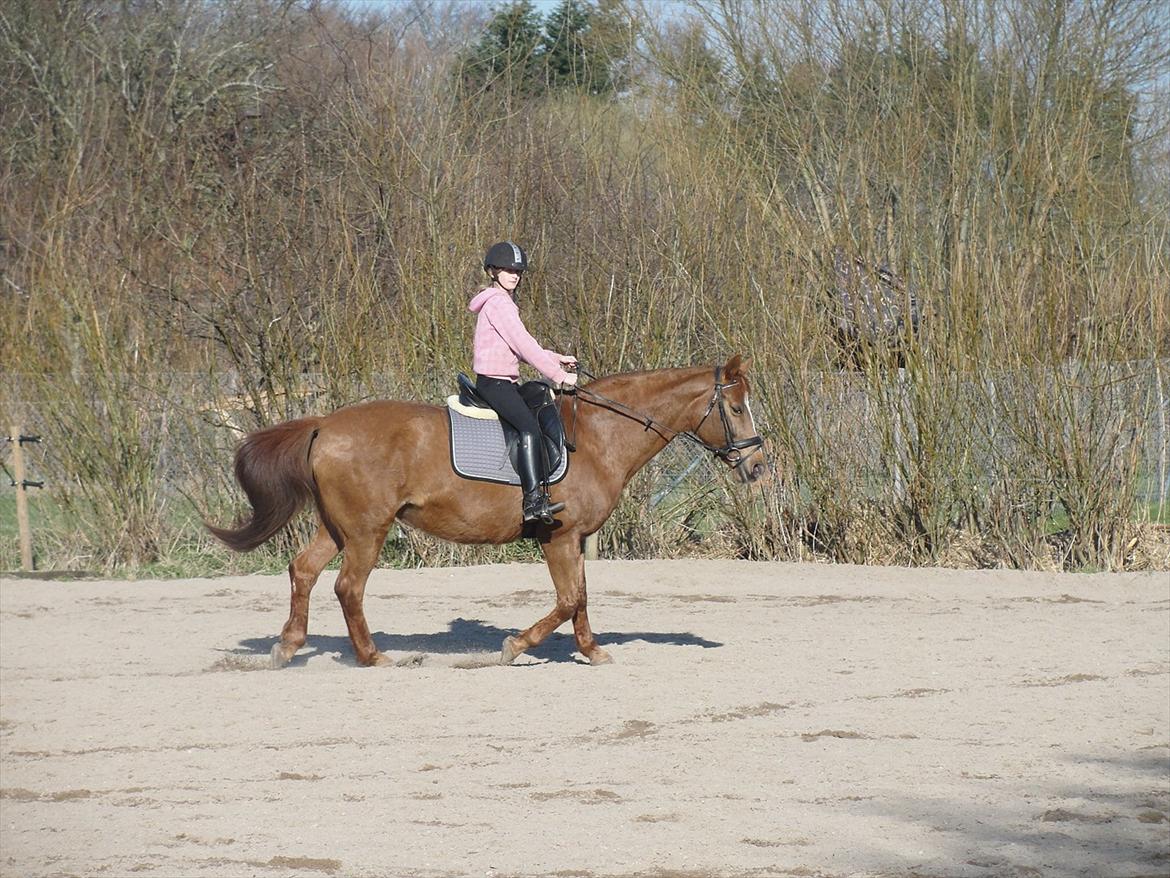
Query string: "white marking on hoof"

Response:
xmin=589 ymin=648 xmax=614 ymax=666
xmin=500 ymin=636 xmax=524 ymax=665
xmin=270 ymin=643 xmax=291 ymax=669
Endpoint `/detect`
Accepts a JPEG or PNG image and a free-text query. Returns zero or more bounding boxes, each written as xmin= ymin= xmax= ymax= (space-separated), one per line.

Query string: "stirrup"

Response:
xmin=523 ymin=492 xmax=564 ymax=524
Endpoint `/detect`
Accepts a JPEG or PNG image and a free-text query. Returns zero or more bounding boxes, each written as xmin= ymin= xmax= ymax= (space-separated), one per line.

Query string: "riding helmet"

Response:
xmin=483 ymin=241 xmax=528 ymax=273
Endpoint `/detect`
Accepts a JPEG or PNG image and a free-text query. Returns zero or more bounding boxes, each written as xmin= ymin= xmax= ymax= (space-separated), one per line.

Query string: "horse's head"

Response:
xmin=693 ymin=355 xmax=767 ymax=483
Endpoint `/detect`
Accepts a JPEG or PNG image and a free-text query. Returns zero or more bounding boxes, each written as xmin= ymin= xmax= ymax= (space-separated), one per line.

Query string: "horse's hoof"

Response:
xmin=500 ymin=636 xmax=524 ymax=665
xmin=589 ymin=648 xmax=614 ymax=666
xmin=369 ymin=652 xmax=394 ymax=667
xmin=270 ymin=643 xmax=292 ymax=669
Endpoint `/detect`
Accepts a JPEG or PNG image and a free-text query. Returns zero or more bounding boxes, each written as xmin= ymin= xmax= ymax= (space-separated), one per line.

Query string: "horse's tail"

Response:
xmin=206 ymin=417 xmax=324 ymax=552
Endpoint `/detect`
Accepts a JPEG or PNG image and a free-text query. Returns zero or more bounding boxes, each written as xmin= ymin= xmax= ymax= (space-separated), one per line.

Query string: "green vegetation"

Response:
xmin=459 ymin=0 xmax=629 ymax=96
xmin=2 ymin=0 xmax=1167 ymax=576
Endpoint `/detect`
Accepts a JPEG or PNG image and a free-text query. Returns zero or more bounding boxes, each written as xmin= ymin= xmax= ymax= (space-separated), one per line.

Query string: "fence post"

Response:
xmin=10 ymin=425 xmax=33 ymax=571
xmin=892 ymin=367 xmax=907 ymax=501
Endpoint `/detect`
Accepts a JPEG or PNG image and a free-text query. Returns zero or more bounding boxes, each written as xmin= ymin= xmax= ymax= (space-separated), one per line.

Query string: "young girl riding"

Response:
xmin=469 ymin=241 xmax=577 ymax=524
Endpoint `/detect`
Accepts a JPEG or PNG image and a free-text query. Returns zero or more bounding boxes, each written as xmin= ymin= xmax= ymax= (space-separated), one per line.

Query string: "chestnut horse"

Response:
xmin=207 ymin=355 xmax=766 ymax=668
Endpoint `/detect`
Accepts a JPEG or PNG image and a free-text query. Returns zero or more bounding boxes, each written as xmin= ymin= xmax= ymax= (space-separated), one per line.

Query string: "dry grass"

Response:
xmin=1 ymin=0 xmax=1167 ymax=573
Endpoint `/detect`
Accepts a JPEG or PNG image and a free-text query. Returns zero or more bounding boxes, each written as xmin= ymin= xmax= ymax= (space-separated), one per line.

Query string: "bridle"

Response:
xmin=572 ymin=365 xmax=764 ymax=466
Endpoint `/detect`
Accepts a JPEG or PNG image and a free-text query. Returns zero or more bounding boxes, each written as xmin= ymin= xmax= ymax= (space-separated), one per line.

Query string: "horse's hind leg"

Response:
xmin=333 ymin=532 xmax=391 ymax=667
xmin=272 ymin=525 xmax=340 ymax=669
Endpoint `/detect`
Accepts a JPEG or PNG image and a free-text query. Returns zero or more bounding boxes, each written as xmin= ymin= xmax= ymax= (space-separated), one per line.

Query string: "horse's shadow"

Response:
xmin=237 ymin=617 xmax=723 ymax=667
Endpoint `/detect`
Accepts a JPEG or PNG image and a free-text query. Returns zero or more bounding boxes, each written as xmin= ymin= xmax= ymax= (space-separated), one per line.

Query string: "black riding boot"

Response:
xmin=517 ymin=433 xmax=564 ymax=524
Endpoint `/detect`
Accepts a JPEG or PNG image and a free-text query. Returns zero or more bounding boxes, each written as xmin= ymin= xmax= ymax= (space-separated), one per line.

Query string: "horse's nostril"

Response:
xmin=750 ymin=463 xmax=765 ymax=481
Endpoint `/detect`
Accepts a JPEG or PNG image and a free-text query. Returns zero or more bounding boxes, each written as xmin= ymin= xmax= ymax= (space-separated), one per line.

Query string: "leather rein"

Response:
xmin=568 ymin=365 xmax=764 ymax=465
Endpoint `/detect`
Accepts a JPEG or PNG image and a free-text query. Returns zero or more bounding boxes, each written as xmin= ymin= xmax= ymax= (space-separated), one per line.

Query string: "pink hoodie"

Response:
xmin=468 ymin=286 xmax=571 ymax=383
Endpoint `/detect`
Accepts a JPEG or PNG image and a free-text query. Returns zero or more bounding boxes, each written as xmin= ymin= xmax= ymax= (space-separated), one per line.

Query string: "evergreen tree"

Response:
xmin=542 ymin=0 xmax=630 ymax=95
xmin=460 ymin=0 xmax=631 ymax=98
xmin=542 ymin=0 xmax=591 ymax=91
xmin=459 ymin=0 xmax=544 ymax=96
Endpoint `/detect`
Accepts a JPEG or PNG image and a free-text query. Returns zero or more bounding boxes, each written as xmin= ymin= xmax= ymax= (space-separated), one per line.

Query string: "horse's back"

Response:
xmin=321 ymin=398 xmax=442 ymax=434
xmin=311 ymin=399 xmax=447 ymax=480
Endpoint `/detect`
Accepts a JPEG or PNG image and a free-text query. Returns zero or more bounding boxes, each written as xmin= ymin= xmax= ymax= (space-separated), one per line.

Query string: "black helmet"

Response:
xmin=483 ymin=241 xmax=528 ymax=273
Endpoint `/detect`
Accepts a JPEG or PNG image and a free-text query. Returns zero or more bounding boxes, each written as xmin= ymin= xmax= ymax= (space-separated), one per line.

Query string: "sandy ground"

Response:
xmin=0 ymin=559 xmax=1167 ymax=878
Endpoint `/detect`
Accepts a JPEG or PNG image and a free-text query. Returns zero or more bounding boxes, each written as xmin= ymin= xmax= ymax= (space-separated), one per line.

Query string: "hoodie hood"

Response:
xmin=469 ymin=285 xmax=508 ymax=314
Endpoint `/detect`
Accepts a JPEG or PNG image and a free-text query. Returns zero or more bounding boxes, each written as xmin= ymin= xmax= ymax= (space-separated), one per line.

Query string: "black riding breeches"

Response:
xmin=474 ymin=375 xmax=540 ymax=437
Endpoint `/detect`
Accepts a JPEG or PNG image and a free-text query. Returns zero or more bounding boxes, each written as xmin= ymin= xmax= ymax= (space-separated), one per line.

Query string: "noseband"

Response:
xmin=573 ymin=366 xmax=764 ymax=466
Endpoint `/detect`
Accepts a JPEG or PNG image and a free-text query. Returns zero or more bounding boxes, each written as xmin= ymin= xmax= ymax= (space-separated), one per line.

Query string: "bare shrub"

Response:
xmin=2 ymin=0 xmax=1166 ymax=573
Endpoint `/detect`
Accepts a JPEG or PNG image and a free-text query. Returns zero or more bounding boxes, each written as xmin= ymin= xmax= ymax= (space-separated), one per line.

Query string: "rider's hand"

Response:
xmin=560 ymin=355 xmax=578 ymax=371
xmin=560 ymin=372 xmax=578 ymax=389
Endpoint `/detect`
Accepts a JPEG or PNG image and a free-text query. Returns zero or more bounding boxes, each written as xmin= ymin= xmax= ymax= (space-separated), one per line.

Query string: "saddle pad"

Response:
xmin=447 ymin=405 xmax=568 ymax=486
xmin=446 ymin=395 xmax=499 ymax=420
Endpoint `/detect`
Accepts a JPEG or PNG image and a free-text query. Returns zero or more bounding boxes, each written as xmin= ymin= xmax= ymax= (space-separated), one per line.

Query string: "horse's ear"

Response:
xmin=724 ymin=354 xmax=747 ymax=379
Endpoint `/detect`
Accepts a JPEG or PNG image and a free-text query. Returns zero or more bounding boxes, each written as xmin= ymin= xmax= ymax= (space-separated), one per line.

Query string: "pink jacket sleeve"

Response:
xmin=482 ymin=296 xmax=570 ymax=383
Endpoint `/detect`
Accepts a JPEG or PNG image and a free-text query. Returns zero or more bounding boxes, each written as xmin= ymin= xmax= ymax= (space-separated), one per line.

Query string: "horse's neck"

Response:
xmin=599 ymin=366 xmax=709 ymax=426
xmin=578 ymin=367 xmax=710 ymax=474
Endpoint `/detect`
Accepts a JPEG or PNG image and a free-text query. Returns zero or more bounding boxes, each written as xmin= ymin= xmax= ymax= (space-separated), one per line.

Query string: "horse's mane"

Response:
xmin=583 ymin=365 xmax=702 ymax=396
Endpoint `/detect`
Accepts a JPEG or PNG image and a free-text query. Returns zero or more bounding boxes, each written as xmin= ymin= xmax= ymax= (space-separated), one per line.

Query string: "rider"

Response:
xmin=469 ymin=241 xmax=578 ymax=524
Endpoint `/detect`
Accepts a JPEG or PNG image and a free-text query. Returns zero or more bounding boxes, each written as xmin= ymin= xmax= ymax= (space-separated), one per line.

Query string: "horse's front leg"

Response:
xmin=501 ymin=534 xmax=611 ymax=666
xmin=569 ymin=537 xmax=611 ymax=665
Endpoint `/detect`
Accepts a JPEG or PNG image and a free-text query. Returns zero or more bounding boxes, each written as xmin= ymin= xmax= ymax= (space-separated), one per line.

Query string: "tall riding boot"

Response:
xmin=517 ymin=433 xmax=564 ymax=524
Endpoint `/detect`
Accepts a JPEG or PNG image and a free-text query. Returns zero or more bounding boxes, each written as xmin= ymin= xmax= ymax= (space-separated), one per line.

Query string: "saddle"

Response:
xmin=446 ymin=374 xmax=569 ymax=486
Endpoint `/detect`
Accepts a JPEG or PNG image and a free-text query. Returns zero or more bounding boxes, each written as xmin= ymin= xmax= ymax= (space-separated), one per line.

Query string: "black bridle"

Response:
xmin=572 ymin=365 xmax=764 ymax=466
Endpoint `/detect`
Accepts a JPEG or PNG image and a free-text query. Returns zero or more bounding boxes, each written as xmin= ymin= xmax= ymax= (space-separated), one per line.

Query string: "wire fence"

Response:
xmin=3 ymin=359 xmax=1168 ymax=571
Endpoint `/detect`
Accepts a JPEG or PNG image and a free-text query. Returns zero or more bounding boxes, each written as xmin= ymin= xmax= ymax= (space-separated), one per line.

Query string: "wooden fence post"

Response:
xmin=584 ymin=532 xmax=598 ymax=561
xmin=10 ymin=425 xmax=33 ymax=571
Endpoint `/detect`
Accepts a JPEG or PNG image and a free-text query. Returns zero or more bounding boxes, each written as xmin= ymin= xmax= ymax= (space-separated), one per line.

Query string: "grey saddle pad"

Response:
xmin=446 ymin=399 xmax=568 ymax=486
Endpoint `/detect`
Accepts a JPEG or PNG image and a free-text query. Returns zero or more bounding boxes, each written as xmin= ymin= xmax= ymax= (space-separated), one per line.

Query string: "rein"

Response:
xmin=569 ymin=365 xmax=763 ymax=465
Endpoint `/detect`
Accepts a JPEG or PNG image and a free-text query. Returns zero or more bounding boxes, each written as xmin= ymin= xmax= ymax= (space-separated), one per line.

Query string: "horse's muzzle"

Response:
xmin=732 ymin=451 xmax=767 ymax=484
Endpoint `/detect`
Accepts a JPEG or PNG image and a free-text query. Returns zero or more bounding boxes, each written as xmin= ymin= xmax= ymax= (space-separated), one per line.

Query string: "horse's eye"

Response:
xmin=731 ymin=405 xmax=743 ymax=415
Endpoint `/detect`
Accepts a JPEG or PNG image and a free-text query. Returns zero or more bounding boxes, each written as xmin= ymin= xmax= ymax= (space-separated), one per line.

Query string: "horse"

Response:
xmin=206 ymin=355 xmax=767 ymax=668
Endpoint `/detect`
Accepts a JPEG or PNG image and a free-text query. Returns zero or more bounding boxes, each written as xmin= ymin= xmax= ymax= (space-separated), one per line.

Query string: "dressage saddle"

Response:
xmin=453 ymin=373 xmax=568 ymax=478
